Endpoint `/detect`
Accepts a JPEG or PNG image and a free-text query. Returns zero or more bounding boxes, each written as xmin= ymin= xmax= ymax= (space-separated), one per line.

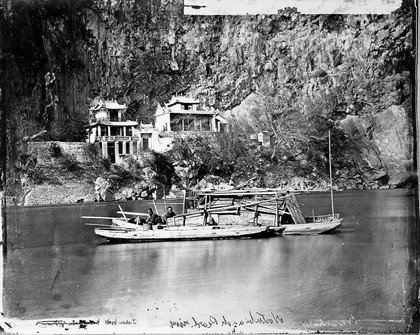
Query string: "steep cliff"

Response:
xmin=2 ymin=0 xmax=415 ymax=202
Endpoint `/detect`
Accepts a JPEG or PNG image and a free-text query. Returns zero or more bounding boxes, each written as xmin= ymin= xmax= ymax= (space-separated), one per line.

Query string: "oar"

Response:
xmin=153 ymin=199 xmax=160 ymax=215
xmin=118 ymin=205 xmax=128 ymax=222
xmin=93 ymin=226 xmax=136 ymax=231
xmin=81 ymin=216 xmax=121 ymax=220
xmin=85 ymin=223 xmax=113 ymax=227
xmin=117 ymin=211 xmax=148 ymax=216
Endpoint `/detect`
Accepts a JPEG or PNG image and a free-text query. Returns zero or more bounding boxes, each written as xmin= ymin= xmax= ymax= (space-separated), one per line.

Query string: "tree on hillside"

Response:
xmin=247 ymin=84 xmax=310 ymax=161
xmin=244 ymin=83 xmax=352 ymax=180
xmin=168 ymin=133 xmax=250 ymax=186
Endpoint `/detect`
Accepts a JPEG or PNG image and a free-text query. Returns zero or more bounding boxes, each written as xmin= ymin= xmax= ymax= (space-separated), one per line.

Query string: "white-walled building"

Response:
xmin=155 ymin=96 xmax=229 ymax=133
xmin=86 ymin=96 xmax=230 ymax=163
xmin=87 ymin=100 xmax=140 ymax=164
xmin=86 ymin=100 xmax=173 ymax=163
xmin=136 ymin=123 xmax=173 ymax=153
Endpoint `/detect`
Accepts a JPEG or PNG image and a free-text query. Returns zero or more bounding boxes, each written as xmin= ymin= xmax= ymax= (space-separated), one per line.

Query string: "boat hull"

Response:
xmin=94 ymin=225 xmax=278 ymax=242
xmin=283 ymin=219 xmax=342 ymax=235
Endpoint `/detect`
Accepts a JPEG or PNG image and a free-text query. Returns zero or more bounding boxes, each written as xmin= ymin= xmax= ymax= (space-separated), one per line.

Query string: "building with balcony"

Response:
xmin=86 ymin=96 xmax=230 ymax=164
xmin=87 ymin=100 xmax=140 ymax=164
xmin=155 ymin=96 xmax=229 ymax=134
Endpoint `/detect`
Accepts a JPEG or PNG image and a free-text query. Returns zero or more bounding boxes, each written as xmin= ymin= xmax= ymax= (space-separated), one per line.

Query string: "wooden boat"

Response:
xmin=282 ymin=220 xmax=341 ymax=235
xmin=277 ymin=130 xmax=343 ymax=235
xmin=83 ymin=204 xmax=282 ymax=242
xmin=195 ymin=189 xmax=342 ymax=235
xmin=197 ymin=130 xmax=343 ymax=237
xmin=84 ymin=188 xmax=341 ymax=237
xmin=93 ymin=225 xmax=280 ymax=242
xmin=282 ymin=212 xmax=342 ymax=235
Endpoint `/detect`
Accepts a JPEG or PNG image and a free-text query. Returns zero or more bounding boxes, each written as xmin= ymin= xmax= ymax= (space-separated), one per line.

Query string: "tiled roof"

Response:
xmin=90 ymin=100 xmax=127 ymax=111
xmin=167 ymin=96 xmax=200 ymax=106
xmin=216 ymin=114 xmax=229 ymax=123
xmin=104 ymin=100 xmax=127 ymax=109
xmin=88 ymin=120 xmax=138 ymax=127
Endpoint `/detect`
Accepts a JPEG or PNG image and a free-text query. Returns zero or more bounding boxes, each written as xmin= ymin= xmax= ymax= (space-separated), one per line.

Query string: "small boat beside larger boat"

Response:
xmin=83 ymin=205 xmax=283 ymax=242
xmin=83 ymin=187 xmax=342 ymax=242
xmin=283 ymin=220 xmax=342 ymax=235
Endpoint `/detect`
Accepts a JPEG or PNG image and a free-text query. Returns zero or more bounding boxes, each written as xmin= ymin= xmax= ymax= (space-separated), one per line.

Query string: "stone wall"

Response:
xmin=23 ymin=182 xmax=96 ymax=206
xmin=28 ymin=141 xmax=100 ymax=165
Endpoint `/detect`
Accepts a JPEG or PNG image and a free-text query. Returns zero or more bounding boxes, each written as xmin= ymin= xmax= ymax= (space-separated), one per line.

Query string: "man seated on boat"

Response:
xmin=206 ymin=213 xmax=217 ymax=226
xmin=145 ymin=208 xmax=162 ymax=230
xmin=186 ymin=200 xmax=196 ymax=213
xmin=161 ymin=206 xmax=176 ymax=225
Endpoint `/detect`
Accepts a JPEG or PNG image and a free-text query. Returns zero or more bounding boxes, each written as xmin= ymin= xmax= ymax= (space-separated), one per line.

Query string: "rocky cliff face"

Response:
xmin=3 ymin=0 xmax=415 ymax=198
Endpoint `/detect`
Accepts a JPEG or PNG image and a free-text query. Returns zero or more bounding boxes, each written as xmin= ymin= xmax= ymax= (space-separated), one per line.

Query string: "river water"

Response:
xmin=3 ymin=189 xmax=418 ymax=334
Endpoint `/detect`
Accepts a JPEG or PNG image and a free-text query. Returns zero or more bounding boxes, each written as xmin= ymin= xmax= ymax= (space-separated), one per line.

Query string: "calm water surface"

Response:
xmin=3 ymin=189 xmax=418 ymax=333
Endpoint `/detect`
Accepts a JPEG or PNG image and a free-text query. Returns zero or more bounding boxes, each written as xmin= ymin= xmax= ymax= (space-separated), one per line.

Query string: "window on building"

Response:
xmin=110 ymin=127 xmax=119 ymax=136
xmin=202 ymin=117 xmax=211 ymax=131
xmin=108 ymin=143 xmax=115 ymax=163
xmin=126 ymin=142 xmax=130 ymax=154
xmin=126 ymin=127 xmax=132 ymax=136
xmin=183 ymin=117 xmax=194 ymax=131
xmin=142 ymin=136 xmax=149 ymax=150
xmin=110 ymin=110 xmax=118 ymax=121
xmin=171 ymin=117 xmax=182 ymax=131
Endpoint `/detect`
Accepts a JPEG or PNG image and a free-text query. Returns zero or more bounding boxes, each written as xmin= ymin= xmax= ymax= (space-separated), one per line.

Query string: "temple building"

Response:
xmin=86 ymin=96 xmax=230 ymax=164
xmin=154 ymin=96 xmax=229 ymax=133
xmin=87 ymin=100 xmax=139 ymax=164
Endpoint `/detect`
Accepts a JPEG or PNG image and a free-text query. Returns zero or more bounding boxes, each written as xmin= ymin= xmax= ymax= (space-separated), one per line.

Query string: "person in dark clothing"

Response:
xmin=145 ymin=208 xmax=160 ymax=230
xmin=162 ymin=206 xmax=176 ymax=224
xmin=206 ymin=213 xmax=217 ymax=226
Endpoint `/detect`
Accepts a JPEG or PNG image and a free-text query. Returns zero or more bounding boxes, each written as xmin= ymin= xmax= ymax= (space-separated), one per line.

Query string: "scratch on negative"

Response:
xmin=51 ymin=270 xmax=60 ymax=290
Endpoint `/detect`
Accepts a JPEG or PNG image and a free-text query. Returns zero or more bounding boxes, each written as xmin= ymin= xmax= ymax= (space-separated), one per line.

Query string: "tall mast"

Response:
xmin=329 ymin=130 xmax=335 ymax=217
